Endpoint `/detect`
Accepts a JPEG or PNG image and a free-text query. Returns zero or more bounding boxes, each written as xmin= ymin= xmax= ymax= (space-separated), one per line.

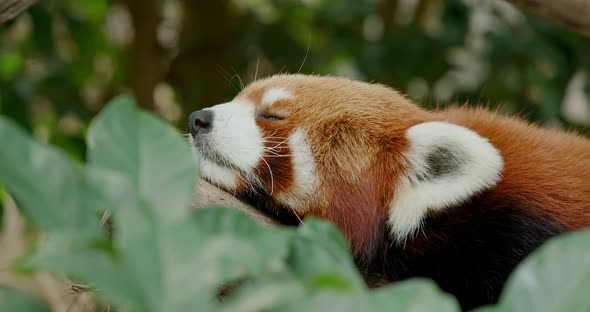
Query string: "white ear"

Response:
xmin=387 ymin=121 xmax=504 ymax=243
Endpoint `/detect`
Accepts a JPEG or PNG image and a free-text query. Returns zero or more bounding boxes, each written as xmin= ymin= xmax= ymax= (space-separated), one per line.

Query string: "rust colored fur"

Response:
xmin=197 ymin=74 xmax=590 ymax=309
xmin=235 ymin=74 xmax=590 ymax=255
xmin=235 ymin=75 xmax=427 ymax=257
xmin=440 ymin=107 xmax=590 ymax=229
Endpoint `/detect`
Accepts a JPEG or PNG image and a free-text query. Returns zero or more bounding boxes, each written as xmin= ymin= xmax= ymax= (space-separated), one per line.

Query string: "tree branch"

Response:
xmin=506 ymin=0 xmax=590 ymax=38
xmin=0 ymin=0 xmax=37 ymax=25
xmin=192 ymin=179 xmax=277 ymax=225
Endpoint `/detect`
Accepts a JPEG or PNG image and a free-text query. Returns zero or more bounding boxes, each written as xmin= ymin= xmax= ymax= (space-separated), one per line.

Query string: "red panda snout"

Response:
xmin=188 ymin=100 xmax=266 ymax=192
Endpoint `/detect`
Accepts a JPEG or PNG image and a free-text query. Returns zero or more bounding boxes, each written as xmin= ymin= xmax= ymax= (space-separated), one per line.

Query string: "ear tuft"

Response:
xmin=388 ymin=121 xmax=504 ymax=243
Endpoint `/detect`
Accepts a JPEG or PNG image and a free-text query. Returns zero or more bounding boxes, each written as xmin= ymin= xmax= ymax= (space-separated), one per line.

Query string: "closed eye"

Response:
xmin=257 ymin=112 xmax=284 ymax=121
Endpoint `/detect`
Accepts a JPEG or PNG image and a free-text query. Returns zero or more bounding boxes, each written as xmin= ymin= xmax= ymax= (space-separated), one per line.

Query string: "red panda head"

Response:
xmin=189 ymin=74 xmax=503 ymax=258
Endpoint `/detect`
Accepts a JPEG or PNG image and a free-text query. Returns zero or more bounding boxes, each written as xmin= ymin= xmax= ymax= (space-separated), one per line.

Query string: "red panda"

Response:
xmin=187 ymin=74 xmax=590 ymax=309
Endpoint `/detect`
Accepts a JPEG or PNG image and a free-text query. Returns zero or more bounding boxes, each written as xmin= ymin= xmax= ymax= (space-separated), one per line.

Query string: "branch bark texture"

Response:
xmin=506 ymin=0 xmax=590 ymax=38
xmin=192 ymin=179 xmax=277 ymax=226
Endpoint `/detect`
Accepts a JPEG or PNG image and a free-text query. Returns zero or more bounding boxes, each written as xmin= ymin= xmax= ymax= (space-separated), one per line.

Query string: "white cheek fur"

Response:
xmin=199 ymin=158 xmax=239 ymax=190
xmin=209 ymin=101 xmax=264 ymax=173
xmin=190 ymin=100 xmax=264 ymax=190
xmin=275 ymin=127 xmax=319 ymax=210
xmin=188 ymin=135 xmax=239 ymax=190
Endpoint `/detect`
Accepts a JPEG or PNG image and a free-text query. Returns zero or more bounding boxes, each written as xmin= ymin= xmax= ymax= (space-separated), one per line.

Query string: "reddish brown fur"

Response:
xmin=440 ymin=107 xmax=590 ymax=229
xmin=235 ymin=75 xmax=426 ymax=257
xmin=231 ymin=74 xmax=590 ymax=259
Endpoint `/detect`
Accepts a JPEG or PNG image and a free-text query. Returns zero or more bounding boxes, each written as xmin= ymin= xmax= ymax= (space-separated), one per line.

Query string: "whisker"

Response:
xmin=254 ymin=57 xmax=260 ymax=82
xmin=297 ymin=33 xmax=312 ymax=74
xmin=216 ymin=65 xmax=241 ymax=94
xmin=278 ymin=65 xmax=287 ymax=75
xmin=291 ymin=207 xmax=304 ymax=224
xmin=231 ymin=67 xmax=245 ymax=90
xmin=260 ymin=157 xmax=274 ymax=195
xmin=263 ymin=137 xmax=290 ymax=140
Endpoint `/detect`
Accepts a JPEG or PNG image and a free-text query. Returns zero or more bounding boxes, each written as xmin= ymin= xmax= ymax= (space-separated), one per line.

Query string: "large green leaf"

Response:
xmin=87 ymin=96 xmax=196 ymax=231
xmin=287 ymin=218 xmax=366 ymax=292
xmin=218 ymin=273 xmax=306 ymax=312
xmin=158 ymin=208 xmax=292 ymax=311
xmin=0 ymin=116 xmax=102 ymax=234
xmin=498 ymin=229 xmax=590 ymax=312
xmin=86 ymin=96 xmax=197 ymax=310
xmin=0 ymin=287 xmax=50 ymax=312
xmin=84 ymin=98 xmax=293 ymax=311
xmin=369 ymin=279 xmax=459 ymax=312
xmin=25 ymin=231 xmax=141 ymax=310
xmin=279 ymin=292 xmax=371 ymax=312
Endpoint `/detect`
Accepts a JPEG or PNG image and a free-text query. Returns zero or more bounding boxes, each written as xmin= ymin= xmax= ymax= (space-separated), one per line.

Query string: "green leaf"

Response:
xmin=85 ymin=98 xmax=293 ymax=311
xmin=499 ymin=229 xmax=590 ymax=312
xmin=161 ymin=208 xmax=292 ymax=311
xmin=0 ymin=52 xmax=24 ymax=79
xmin=471 ymin=305 xmax=498 ymax=312
xmin=279 ymin=292 xmax=371 ymax=312
xmin=219 ymin=273 xmax=306 ymax=312
xmin=0 ymin=116 xmax=102 ymax=234
xmin=24 ymin=231 xmax=141 ymax=310
xmin=86 ymin=96 xmax=198 ymax=310
xmin=369 ymin=279 xmax=460 ymax=312
xmin=0 ymin=287 xmax=50 ymax=312
xmin=87 ymin=96 xmax=196 ymax=228
xmin=288 ymin=218 xmax=365 ymax=292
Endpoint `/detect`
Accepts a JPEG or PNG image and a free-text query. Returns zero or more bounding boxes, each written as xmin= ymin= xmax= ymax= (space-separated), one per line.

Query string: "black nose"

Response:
xmin=189 ymin=109 xmax=213 ymax=135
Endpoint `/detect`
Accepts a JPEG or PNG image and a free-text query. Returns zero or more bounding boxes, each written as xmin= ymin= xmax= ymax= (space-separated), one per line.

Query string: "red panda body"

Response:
xmin=188 ymin=74 xmax=590 ymax=309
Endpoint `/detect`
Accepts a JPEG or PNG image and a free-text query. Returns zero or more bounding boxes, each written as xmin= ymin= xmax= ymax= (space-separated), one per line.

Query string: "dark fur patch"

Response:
xmin=238 ymin=192 xmax=302 ymax=226
xmin=426 ymin=145 xmax=467 ymax=178
xmin=358 ymin=192 xmax=568 ymax=310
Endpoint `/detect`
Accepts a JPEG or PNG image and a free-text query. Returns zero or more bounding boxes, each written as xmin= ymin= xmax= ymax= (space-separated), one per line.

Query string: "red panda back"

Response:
xmin=439 ymin=106 xmax=590 ymax=230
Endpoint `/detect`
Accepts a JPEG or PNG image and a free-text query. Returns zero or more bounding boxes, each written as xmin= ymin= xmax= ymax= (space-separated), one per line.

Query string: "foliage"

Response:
xmin=0 ymin=98 xmax=589 ymax=311
xmin=0 ymin=287 xmax=49 ymax=312
xmin=1 ymin=0 xmax=589 ymax=163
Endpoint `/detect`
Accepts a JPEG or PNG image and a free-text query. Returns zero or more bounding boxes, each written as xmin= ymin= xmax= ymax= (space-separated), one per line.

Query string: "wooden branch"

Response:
xmin=193 ymin=180 xmax=392 ymax=288
xmin=0 ymin=0 xmax=37 ymax=24
xmin=192 ymin=179 xmax=277 ymax=226
xmin=506 ymin=0 xmax=590 ymax=38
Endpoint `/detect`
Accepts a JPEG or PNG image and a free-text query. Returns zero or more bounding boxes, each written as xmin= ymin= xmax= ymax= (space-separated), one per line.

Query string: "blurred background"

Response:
xmin=1 ymin=0 xmax=589 ymax=164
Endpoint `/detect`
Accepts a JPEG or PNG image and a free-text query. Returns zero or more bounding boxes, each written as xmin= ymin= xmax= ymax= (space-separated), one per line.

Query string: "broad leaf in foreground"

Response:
xmin=369 ymin=279 xmax=460 ymax=312
xmin=0 ymin=117 xmax=102 ymax=234
xmin=0 ymin=115 xmax=134 ymax=308
xmin=85 ymin=98 xmax=292 ymax=311
xmin=499 ymin=229 xmax=590 ymax=312
xmin=86 ymin=97 xmax=197 ymax=310
xmin=288 ymin=218 xmax=366 ymax=292
xmin=274 ymin=279 xmax=459 ymax=312
xmin=218 ymin=273 xmax=306 ymax=312
xmin=0 ymin=287 xmax=50 ymax=312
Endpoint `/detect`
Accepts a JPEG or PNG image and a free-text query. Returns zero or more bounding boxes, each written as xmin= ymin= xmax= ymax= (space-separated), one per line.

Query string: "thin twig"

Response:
xmin=0 ymin=0 xmax=38 ymax=25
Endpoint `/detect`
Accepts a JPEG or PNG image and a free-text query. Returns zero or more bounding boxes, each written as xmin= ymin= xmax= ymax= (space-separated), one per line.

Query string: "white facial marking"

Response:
xmin=208 ymin=101 xmax=264 ymax=171
xmin=261 ymin=87 xmax=294 ymax=107
xmin=275 ymin=128 xmax=318 ymax=209
xmin=388 ymin=121 xmax=504 ymax=243
xmin=199 ymin=158 xmax=239 ymax=189
xmin=188 ymin=136 xmax=239 ymax=190
xmin=192 ymin=100 xmax=264 ymax=190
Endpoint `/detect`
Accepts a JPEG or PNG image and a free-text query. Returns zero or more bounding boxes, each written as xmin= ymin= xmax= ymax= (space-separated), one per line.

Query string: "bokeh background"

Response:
xmin=1 ymin=0 xmax=589 ymax=164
